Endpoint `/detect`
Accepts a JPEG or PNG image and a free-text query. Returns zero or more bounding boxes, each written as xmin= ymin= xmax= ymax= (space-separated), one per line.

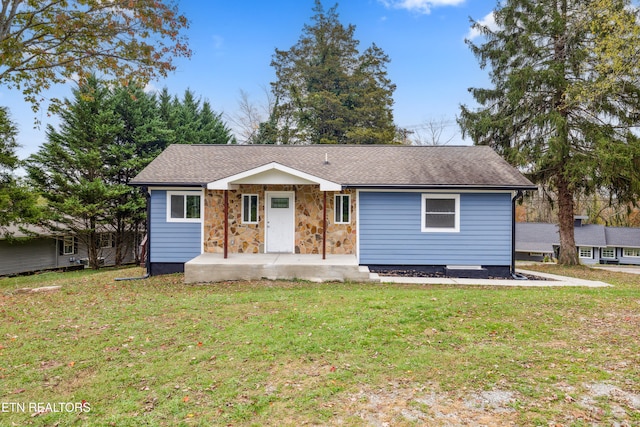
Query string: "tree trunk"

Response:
xmin=88 ymin=218 xmax=100 ymax=269
xmin=556 ymin=174 xmax=579 ymax=265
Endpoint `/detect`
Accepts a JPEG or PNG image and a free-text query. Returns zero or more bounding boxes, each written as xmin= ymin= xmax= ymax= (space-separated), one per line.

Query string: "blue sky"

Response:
xmin=5 ymin=0 xmax=497 ymax=160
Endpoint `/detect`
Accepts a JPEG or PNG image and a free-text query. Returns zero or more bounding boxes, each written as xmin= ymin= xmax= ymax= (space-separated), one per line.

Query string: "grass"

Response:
xmin=0 ymin=265 xmax=638 ymax=426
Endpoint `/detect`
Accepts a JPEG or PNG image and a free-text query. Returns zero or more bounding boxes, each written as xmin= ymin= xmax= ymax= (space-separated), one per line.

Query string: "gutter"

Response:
xmin=345 ymin=184 xmax=538 ymax=191
xmin=511 ymin=190 xmax=528 ymax=280
xmin=129 ymin=182 xmax=207 ymax=188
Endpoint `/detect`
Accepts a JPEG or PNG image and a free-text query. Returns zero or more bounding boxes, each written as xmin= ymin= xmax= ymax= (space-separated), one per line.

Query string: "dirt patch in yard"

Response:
xmin=334 ymin=381 xmax=640 ymax=426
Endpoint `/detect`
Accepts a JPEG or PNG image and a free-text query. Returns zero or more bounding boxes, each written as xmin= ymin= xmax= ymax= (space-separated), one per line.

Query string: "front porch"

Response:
xmin=184 ymin=253 xmax=376 ymax=283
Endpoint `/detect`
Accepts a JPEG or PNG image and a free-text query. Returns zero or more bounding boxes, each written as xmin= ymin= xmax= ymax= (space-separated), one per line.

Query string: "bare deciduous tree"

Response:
xmin=410 ymin=117 xmax=458 ymax=146
xmin=228 ymin=88 xmax=275 ymax=144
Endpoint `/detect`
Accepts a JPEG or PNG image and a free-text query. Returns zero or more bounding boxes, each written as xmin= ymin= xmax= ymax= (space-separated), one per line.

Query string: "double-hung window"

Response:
xmin=601 ymin=248 xmax=615 ymax=259
xmin=578 ymin=247 xmax=593 ymax=259
xmin=98 ymin=233 xmax=114 ymax=249
xmin=61 ymin=236 xmax=77 ymax=255
xmin=242 ymin=194 xmax=259 ymax=224
xmin=623 ymin=248 xmax=640 ymax=257
xmin=421 ymin=194 xmax=460 ymax=232
xmin=334 ymin=194 xmax=350 ymax=224
xmin=167 ymin=191 xmax=202 ymax=222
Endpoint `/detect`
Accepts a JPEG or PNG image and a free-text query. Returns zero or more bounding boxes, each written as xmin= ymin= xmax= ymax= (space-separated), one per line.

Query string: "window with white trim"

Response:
xmin=61 ymin=236 xmax=77 ymax=255
xmin=97 ymin=233 xmax=114 ymax=249
xmin=578 ymin=247 xmax=593 ymax=259
xmin=623 ymin=248 xmax=640 ymax=257
xmin=167 ymin=191 xmax=201 ymax=222
xmin=242 ymin=194 xmax=259 ymax=224
xmin=601 ymin=248 xmax=615 ymax=259
xmin=334 ymin=194 xmax=350 ymax=224
xmin=422 ymin=194 xmax=460 ymax=232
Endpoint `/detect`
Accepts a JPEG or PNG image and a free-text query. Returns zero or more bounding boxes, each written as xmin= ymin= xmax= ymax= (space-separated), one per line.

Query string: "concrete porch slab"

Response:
xmin=185 ymin=253 xmax=374 ymax=283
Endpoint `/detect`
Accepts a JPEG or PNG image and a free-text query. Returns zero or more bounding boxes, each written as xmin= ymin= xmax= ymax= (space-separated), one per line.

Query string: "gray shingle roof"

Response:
xmin=605 ymin=227 xmax=640 ymax=248
xmin=515 ymin=223 xmax=557 ymax=253
xmin=516 ymin=222 xmax=640 ymax=251
xmin=131 ymin=144 xmax=536 ymax=189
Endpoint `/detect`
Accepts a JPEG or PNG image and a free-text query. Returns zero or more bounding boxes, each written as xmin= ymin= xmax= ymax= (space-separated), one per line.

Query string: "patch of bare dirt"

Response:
xmin=341 ymin=382 xmax=519 ymax=426
xmin=334 ymin=381 xmax=640 ymax=426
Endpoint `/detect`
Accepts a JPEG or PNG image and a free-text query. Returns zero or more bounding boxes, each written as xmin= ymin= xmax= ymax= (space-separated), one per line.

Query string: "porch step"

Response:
xmin=444 ymin=265 xmax=489 ymax=279
xmin=184 ymin=254 xmax=377 ymax=283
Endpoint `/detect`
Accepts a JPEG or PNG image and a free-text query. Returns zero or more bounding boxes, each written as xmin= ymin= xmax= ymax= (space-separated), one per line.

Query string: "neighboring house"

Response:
xmin=131 ymin=145 xmax=536 ymax=279
xmin=0 ymin=224 xmax=139 ymax=276
xmin=516 ymin=216 xmax=640 ymax=265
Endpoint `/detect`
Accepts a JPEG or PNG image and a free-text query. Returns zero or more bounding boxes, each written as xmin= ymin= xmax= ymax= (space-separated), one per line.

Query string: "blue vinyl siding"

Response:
xmin=150 ymin=190 xmax=202 ymax=263
xmin=619 ymin=248 xmax=640 ymax=265
xmin=359 ymin=192 xmax=512 ymax=266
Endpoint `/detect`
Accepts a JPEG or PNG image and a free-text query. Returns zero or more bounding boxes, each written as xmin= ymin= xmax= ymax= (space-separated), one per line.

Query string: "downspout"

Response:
xmin=224 ymin=190 xmax=229 ymax=259
xmin=145 ymin=187 xmax=151 ymax=275
xmin=116 ymin=186 xmax=150 ymax=281
xmin=511 ymin=190 xmax=527 ymax=280
xmin=323 ymin=191 xmax=327 ymax=260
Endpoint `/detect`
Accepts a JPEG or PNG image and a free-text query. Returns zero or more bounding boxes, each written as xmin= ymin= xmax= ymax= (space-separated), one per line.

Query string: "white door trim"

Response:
xmin=265 ymin=191 xmax=295 ymax=253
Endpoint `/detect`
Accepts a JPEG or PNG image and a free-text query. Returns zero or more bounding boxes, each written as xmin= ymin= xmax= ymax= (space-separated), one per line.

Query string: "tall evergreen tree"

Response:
xmin=107 ymin=85 xmax=171 ymax=264
xmin=459 ymin=0 xmax=640 ymax=265
xmin=269 ymin=0 xmax=396 ymax=144
xmin=159 ymin=89 xmax=236 ymax=145
xmin=27 ymin=76 xmax=123 ymax=269
xmin=27 ymin=79 xmax=235 ymax=268
xmin=0 ymin=107 xmax=40 ymax=235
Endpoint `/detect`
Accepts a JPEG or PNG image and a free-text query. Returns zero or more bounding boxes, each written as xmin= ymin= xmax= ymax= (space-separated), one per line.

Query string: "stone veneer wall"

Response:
xmin=203 ymin=185 xmax=356 ymax=255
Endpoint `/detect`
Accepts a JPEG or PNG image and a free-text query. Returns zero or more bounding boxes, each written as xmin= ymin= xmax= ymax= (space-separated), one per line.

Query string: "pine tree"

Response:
xmin=269 ymin=1 xmax=396 ymax=144
xmin=159 ymin=89 xmax=236 ymax=145
xmin=459 ymin=0 xmax=640 ymax=265
xmin=27 ymin=76 xmax=123 ymax=269
xmin=107 ymin=86 xmax=170 ymax=264
xmin=0 ymin=107 xmax=40 ymax=235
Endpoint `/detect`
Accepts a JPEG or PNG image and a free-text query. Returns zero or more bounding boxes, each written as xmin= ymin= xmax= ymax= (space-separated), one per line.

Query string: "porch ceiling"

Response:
xmin=207 ymin=162 xmax=342 ymax=191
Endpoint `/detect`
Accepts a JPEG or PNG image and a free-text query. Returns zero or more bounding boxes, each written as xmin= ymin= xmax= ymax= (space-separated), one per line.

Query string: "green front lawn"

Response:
xmin=0 ymin=266 xmax=638 ymax=426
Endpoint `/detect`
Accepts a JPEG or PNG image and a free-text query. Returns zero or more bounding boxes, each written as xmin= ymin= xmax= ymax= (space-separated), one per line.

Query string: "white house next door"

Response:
xmin=266 ymin=192 xmax=294 ymax=253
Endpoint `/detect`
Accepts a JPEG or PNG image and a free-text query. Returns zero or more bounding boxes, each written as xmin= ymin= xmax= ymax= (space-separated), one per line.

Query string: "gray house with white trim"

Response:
xmin=516 ymin=217 xmax=640 ymax=265
xmin=0 ymin=224 xmax=139 ymax=277
xmin=131 ymin=145 xmax=536 ymax=280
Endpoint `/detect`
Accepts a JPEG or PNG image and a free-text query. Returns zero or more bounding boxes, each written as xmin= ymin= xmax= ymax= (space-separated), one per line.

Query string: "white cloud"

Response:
xmin=466 ymin=12 xmax=497 ymax=41
xmin=144 ymin=82 xmax=160 ymax=94
xmin=379 ymin=0 xmax=465 ymax=14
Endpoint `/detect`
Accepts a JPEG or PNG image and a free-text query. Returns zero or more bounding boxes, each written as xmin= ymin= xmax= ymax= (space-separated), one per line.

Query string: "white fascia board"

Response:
xmin=207 ymin=162 xmax=341 ymax=191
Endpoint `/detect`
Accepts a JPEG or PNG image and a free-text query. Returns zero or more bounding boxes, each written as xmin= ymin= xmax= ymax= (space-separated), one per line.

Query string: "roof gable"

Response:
xmin=207 ymin=162 xmax=341 ymax=191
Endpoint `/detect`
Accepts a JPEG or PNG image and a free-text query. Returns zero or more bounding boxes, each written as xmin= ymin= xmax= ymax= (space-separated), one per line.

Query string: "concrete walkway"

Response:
xmin=184 ymin=253 xmax=612 ymax=287
xmin=379 ymin=268 xmax=612 ymax=287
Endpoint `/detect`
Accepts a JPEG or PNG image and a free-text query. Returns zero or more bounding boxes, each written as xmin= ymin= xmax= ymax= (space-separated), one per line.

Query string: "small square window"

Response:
xmin=422 ymin=194 xmax=460 ymax=232
xmin=335 ymin=194 xmax=350 ymax=224
xmin=579 ymin=247 xmax=593 ymax=259
xmin=61 ymin=236 xmax=76 ymax=255
xmin=98 ymin=233 xmax=114 ymax=249
xmin=601 ymin=248 xmax=615 ymax=259
xmin=167 ymin=191 xmax=202 ymax=222
xmin=242 ymin=194 xmax=259 ymax=223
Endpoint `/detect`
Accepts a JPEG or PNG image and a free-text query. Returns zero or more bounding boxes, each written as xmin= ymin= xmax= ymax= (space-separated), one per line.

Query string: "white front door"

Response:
xmin=266 ymin=192 xmax=295 ymax=253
